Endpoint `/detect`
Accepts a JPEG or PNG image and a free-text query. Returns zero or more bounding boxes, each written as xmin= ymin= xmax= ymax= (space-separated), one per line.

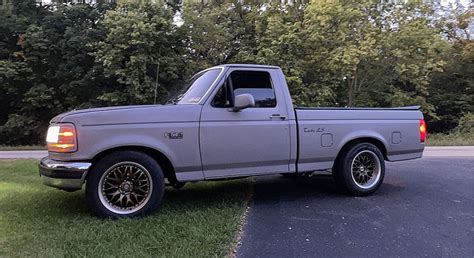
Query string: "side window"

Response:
xmin=212 ymin=70 xmax=277 ymax=108
xmin=212 ymin=78 xmax=231 ymax=108
xmin=231 ymin=71 xmax=276 ymax=108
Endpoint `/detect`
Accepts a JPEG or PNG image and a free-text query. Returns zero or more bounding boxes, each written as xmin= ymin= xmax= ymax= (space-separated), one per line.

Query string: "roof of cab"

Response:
xmin=213 ymin=64 xmax=280 ymax=69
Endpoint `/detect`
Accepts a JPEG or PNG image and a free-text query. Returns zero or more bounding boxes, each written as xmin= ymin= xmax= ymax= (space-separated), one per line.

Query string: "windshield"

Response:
xmin=167 ymin=68 xmax=222 ymax=104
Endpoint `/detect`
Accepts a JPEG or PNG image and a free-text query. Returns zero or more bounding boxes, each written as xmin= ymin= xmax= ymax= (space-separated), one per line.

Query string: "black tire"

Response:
xmin=86 ymin=151 xmax=165 ymax=218
xmin=333 ymin=143 xmax=385 ymax=196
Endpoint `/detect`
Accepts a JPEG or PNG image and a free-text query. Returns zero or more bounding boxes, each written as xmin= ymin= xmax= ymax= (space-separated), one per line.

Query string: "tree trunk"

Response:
xmin=347 ymin=67 xmax=358 ymax=107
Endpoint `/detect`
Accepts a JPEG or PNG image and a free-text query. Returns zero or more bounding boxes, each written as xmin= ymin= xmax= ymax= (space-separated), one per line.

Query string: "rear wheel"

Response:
xmin=86 ymin=151 xmax=164 ymax=218
xmin=333 ymin=143 xmax=385 ymax=196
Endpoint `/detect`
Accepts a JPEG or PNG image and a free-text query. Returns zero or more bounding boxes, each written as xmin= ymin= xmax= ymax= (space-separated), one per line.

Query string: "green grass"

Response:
xmin=426 ymin=132 xmax=474 ymax=146
xmin=0 ymin=145 xmax=46 ymax=151
xmin=0 ymin=160 xmax=250 ymax=257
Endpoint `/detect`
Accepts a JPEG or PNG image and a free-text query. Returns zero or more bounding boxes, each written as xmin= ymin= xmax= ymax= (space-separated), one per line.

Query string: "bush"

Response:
xmin=455 ymin=112 xmax=474 ymax=134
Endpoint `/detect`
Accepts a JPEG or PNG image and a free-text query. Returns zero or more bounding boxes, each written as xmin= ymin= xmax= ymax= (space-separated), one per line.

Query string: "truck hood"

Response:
xmin=51 ymin=104 xmax=202 ymax=125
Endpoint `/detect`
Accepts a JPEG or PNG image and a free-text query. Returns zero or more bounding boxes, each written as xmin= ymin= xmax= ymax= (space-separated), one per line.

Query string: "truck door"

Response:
xmin=199 ymin=67 xmax=291 ymax=179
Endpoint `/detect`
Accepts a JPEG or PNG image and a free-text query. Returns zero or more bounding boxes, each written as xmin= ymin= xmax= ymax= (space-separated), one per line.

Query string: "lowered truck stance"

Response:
xmin=39 ymin=64 xmax=426 ymax=218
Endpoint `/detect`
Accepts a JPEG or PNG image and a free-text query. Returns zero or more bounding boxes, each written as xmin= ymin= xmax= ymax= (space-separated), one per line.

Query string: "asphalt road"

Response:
xmin=237 ymin=157 xmax=474 ymax=257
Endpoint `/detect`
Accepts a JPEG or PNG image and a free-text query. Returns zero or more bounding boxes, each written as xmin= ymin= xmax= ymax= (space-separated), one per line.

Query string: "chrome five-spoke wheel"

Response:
xmin=98 ymin=161 xmax=153 ymax=215
xmin=350 ymin=150 xmax=381 ymax=189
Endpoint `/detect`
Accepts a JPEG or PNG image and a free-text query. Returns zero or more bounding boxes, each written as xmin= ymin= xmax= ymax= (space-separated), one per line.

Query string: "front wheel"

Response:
xmin=86 ymin=151 xmax=165 ymax=218
xmin=333 ymin=143 xmax=385 ymax=196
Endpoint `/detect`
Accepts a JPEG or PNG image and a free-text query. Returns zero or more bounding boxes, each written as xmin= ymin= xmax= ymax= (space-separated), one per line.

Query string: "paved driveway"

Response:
xmin=237 ymin=157 xmax=474 ymax=257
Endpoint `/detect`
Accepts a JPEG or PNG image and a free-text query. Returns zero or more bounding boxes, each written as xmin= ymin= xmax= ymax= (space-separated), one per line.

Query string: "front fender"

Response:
xmin=48 ymin=122 xmax=202 ymax=179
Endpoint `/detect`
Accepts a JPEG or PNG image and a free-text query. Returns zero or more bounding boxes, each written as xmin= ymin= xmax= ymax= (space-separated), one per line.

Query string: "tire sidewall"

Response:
xmin=341 ymin=143 xmax=385 ymax=195
xmin=86 ymin=151 xmax=164 ymax=218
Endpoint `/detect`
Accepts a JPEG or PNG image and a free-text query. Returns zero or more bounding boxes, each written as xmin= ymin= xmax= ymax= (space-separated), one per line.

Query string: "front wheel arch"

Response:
xmin=88 ymin=145 xmax=178 ymax=185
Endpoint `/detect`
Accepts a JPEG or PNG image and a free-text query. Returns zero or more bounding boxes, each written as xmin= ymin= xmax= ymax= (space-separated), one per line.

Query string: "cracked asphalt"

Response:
xmin=237 ymin=157 xmax=474 ymax=257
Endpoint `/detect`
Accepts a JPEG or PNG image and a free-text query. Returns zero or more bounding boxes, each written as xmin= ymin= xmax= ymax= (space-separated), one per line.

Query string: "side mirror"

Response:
xmin=231 ymin=94 xmax=255 ymax=112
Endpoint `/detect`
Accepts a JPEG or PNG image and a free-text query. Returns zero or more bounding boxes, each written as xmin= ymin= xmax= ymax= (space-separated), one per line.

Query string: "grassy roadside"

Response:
xmin=0 ymin=145 xmax=46 ymax=151
xmin=0 ymin=159 xmax=251 ymax=257
xmin=426 ymin=133 xmax=474 ymax=146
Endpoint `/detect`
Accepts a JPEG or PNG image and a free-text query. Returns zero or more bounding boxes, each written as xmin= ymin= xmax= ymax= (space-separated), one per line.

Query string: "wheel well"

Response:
xmin=335 ymin=137 xmax=388 ymax=163
xmin=90 ymin=146 xmax=177 ymax=183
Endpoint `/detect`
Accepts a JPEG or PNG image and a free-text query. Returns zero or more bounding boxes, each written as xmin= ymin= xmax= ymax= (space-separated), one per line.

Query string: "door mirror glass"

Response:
xmin=232 ymin=94 xmax=255 ymax=112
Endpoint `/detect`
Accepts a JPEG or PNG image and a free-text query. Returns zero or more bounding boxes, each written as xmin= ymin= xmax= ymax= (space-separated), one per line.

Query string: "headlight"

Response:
xmin=46 ymin=123 xmax=77 ymax=153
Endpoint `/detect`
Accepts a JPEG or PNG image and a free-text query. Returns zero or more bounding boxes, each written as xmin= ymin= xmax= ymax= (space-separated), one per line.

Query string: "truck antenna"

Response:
xmin=154 ymin=63 xmax=159 ymax=104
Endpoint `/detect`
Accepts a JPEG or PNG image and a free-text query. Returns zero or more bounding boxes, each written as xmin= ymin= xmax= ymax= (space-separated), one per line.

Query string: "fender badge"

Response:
xmin=164 ymin=132 xmax=183 ymax=139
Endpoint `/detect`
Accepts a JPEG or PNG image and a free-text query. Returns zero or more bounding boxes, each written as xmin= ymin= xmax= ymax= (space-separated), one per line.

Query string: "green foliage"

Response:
xmin=95 ymin=0 xmax=184 ymax=105
xmin=0 ymin=0 xmax=472 ymax=144
xmin=179 ymin=0 xmax=261 ymax=74
xmin=0 ymin=1 xmax=115 ymax=144
xmin=297 ymin=1 xmax=448 ymax=114
xmin=455 ymin=112 xmax=474 ymax=134
xmin=254 ymin=3 xmax=315 ymax=105
xmin=428 ymin=40 xmax=474 ymax=132
xmin=427 ymin=111 xmax=474 ymax=146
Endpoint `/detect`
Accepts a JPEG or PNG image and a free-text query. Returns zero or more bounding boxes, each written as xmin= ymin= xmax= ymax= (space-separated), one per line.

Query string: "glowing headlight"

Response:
xmin=46 ymin=124 xmax=77 ymax=152
xmin=46 ymin=126 xmax=60 ymax=143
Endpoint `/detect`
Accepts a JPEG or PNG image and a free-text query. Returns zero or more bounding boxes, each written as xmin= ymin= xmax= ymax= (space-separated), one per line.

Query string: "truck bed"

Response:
xmin=296 ymin=106 xmax=420 ymax=110
xmin=294 ymin=106 xmax=424 ymax=172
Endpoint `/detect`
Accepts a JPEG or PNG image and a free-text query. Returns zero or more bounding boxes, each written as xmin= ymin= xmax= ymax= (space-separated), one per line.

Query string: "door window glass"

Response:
xmin=212 ymin=70 xmax=277 ymax=108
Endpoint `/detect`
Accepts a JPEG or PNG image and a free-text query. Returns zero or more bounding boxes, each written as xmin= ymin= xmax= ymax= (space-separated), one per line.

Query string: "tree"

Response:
xmin=0 ymin=0 xmax=471 ymax=144
xmin=428 ymin=39 xmax=473 ymax=132
xmin=0 ymin=2 xmax=114 ymax=144
xmin=302 ymin=1 xmax=381 ymax=107
xmin=95 ymin=0 xmax=184 ymax=105
xmin=179 ymin=0 xmax=261 ymax=74
xmin=254 ymin=2 xmax=317 ymax=106
xmin=425 ymin=5 xmax=473 ymax=132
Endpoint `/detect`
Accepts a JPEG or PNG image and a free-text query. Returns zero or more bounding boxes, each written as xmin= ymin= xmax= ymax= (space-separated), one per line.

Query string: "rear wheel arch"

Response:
xmin=335 ymin=137 xmax=388 ymax=164
xmin=88 ymin=146 xmax=177 ymax=184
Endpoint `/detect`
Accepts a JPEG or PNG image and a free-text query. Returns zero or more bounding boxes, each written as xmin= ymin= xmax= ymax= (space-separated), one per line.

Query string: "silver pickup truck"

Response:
xmin=39 ymin=64 xmax=426 ymax=218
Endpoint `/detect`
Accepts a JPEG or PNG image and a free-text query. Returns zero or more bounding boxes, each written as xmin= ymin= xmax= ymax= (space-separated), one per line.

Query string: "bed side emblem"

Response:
xmin=304 ymin=127 xmax=325 ymax=133
xmin=164 ymin=132 xmax=183 ymax=139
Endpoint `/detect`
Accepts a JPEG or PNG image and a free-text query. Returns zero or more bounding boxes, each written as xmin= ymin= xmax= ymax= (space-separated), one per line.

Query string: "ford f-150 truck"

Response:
xmin=39 ymin=64 xmax=426 ymax=218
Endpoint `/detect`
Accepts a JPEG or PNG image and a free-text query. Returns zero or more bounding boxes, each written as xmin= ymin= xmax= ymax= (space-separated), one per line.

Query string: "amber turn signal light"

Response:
xmin=46 ymin=124 xmax=77 ymax=152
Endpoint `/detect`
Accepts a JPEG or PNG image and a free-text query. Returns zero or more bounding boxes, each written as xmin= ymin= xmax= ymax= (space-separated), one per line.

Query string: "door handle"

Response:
xmin=270 ymin=114 xmax=287 ymax=120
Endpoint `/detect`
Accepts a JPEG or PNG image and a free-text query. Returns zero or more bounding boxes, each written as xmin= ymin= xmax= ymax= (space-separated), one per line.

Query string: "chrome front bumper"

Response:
xmin=39 ymin=157 xmax=92 ymax=191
